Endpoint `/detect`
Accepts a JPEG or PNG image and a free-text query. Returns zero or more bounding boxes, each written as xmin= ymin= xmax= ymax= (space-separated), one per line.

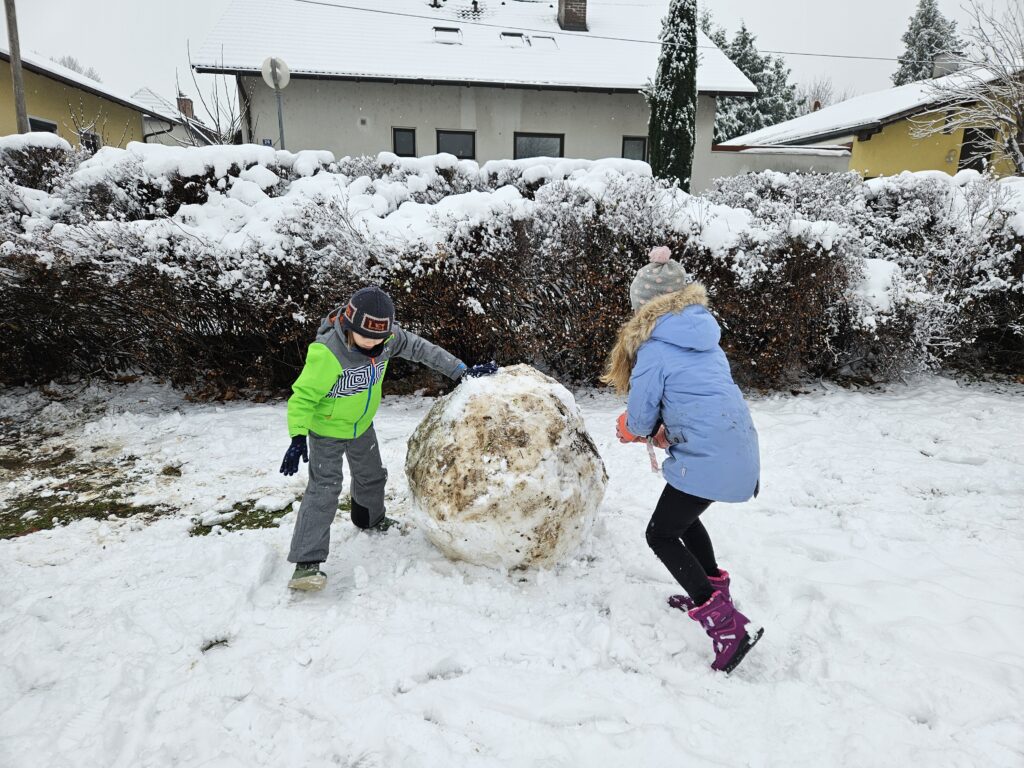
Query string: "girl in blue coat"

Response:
xmin=602 ymin=246 xmax=763 ymax=673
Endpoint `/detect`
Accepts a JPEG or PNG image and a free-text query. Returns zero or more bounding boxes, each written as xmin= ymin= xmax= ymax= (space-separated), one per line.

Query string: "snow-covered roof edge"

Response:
xmin=0 ymin=45 xmax=177 ymax=123
xmin=723 ymin=69 xmax=1004 ymax=147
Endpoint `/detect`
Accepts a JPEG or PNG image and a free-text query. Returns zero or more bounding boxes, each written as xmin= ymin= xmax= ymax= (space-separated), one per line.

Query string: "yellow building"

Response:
xmin=1 ymin=44 xmax=174 ymax=150
xmin=722 ymin=74 xmax=1016 ymax=178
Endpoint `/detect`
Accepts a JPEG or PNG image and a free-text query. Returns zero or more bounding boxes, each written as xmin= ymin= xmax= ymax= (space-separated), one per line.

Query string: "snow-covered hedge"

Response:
xmin=1 ymin=138 xmax=1021 ymax=392
xmin=709 ymin=170 xmax=1024 ymax=374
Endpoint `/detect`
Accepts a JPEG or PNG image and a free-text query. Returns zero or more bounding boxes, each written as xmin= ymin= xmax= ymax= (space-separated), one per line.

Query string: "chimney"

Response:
xmin=176 ymin=94 xmax=195 ymax=120
xmin=558 ymin=0 xmax=587 ymax=31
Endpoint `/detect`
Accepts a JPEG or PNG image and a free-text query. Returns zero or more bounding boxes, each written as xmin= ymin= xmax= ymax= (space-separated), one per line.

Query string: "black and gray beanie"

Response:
xmin=629 ymin=246 xmax=688 ymax=311
xmin=338 ymin=286 xmax=395 ymax=339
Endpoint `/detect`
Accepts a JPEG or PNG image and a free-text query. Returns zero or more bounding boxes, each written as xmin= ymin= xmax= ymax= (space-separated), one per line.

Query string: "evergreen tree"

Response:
xmin=701 ymin=19 xmax=799 ymax=142
xmin=698 ymin=9 xmax=728 ymax=49
xmin=892 ymin=0 xmax=964 ymax=85
xmin=645 ymin=0 xmax=698 ymax=190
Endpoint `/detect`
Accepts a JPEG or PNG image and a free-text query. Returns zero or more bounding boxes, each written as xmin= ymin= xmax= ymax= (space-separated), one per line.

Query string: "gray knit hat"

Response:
xmin=629 ymin=246 xmax=688 ymax=311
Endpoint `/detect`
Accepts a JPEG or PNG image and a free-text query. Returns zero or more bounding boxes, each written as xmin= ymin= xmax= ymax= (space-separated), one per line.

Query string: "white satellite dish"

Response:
xmin=261 ymin=57 xmax=291 ymax=90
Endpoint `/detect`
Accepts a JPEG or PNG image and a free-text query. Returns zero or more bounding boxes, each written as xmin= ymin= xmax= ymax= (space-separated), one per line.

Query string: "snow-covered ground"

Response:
xmin=1 ymin=377 xmax=1023 ymax=767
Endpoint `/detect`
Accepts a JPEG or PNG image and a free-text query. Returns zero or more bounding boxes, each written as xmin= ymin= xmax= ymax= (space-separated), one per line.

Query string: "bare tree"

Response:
xmin=911 ymin=1 xmax=1024 ymax=175
xmin=65 ymin=94 xmax=131 ymax=152
xmin=172 ymin=44 xmax=255 ymax=146
xmin=52 ymin=54 xmax=102 ymax=82
xmin=795 ymin=76 xmax=856 ymax=115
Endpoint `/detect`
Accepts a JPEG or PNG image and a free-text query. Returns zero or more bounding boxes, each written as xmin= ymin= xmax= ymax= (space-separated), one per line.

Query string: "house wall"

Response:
xmin=239 ymin=80 xmax=862 ymax=190
xmin=240 ymin=76 xmax=654 ymax=163
xmin=141 ymin=116 xmax=196 ymax=147
xmin=688 ymin=94 xmax=718 ymax=192
xmin=703 ymin=148 xmax=851 ymax=188
xmin=692 ymin=95 xmax=850 ymax=190
xmin=850 ymin=111 xmax=964 ymax=177
xmin=0 ymin=60 xmax=144 ymax=148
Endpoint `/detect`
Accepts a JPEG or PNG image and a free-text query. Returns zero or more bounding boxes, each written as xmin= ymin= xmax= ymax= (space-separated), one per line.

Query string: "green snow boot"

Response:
xmin=288 ymin=562 xmax=327 ymax=591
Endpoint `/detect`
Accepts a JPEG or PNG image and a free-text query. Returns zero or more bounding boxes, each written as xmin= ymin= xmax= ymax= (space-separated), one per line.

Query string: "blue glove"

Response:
xmin=280 ymin=435 xmax=308 ymax=476
xmin=464 ymin=362 xmax=499 ymax=378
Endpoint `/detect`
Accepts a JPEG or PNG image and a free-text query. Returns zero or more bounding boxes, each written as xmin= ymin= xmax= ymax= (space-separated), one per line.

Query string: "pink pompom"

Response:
xmin=649 ymin=246 xmax=671 ymax=264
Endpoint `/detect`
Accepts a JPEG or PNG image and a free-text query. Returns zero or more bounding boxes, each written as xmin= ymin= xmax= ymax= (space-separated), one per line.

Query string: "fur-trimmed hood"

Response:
xmin=601 ymin=282 xmax=711 ymax=394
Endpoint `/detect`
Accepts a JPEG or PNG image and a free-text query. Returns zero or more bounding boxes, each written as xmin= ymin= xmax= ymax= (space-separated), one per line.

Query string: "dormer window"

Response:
xmin=530 ymin=35 xmax=558 ymax=49
xmin=500 ymin=32 xmax=528 ymax=47
xmin=433 ymin=26 xmax=463 ymax=44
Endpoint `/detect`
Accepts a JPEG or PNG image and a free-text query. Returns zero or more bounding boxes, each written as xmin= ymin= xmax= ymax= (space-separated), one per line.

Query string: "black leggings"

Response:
xmin=645 ymin=484 xmax=719 ymax=606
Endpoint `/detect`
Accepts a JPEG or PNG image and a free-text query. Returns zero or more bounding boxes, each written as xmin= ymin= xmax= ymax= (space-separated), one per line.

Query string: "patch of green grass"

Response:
xmin=1 ymin=487 xmax=162 ymax=539
xmin=190 ymin=497 xmax=351 ymax=536
xmin=0 ymin=448 xmax=166 ymax=539
xmin=190 ymin=500 xmax=292 ymax=536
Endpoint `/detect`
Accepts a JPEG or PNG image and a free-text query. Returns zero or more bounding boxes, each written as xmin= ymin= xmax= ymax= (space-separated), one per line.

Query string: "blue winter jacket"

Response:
xmin=626 ymin=299 xmax=760 ymax=503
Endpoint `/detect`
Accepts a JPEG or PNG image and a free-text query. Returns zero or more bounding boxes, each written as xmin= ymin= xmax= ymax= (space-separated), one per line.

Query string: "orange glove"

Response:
xmin=616 ymin=412 xmax=646 ymax=444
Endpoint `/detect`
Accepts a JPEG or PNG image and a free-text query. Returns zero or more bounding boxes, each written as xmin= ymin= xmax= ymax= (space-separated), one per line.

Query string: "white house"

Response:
xmin=193 ymin=0 xmax=762 ymax=190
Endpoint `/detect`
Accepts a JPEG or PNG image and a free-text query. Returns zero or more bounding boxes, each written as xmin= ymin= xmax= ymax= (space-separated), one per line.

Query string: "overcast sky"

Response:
xmin=2 ymin=0 xmax=1012 ymax=111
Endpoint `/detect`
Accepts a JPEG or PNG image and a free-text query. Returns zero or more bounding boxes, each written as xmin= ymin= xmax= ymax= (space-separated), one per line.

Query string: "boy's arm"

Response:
xmin=287 ymin=343 xmax=341 ymax=436
xmin=625 ymin=344 xmax=664 ymax=438
xmin=390 ymin=326 xmax=467 ymax=380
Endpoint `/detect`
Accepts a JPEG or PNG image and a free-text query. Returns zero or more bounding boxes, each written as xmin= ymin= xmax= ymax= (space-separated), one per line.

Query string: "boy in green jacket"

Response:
xmin=280 ymin=286 xmax=495 ymax=590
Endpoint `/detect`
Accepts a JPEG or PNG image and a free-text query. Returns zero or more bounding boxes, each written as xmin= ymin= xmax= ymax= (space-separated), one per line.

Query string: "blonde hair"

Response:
xmin=600 ymin=283 xmax=709 ymax=395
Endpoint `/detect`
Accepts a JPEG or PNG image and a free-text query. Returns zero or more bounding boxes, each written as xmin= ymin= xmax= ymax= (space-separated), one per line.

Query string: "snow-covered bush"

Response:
xmin=0 ymin=133 xmax=75 ymax=193
xmin=708 ymin=169 xmax=1024 ymax=376
xmin=528 ymin=173 xmax=674 ymax=381
xmin=2 ymin=140 xmax=1021 ymax=393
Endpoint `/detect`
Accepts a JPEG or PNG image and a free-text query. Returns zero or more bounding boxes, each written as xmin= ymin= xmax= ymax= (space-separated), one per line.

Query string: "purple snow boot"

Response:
xmin=688 ymin=590 xmax=764 ymax=674
xmin=668 ymin=569 xmax=732 ymax=612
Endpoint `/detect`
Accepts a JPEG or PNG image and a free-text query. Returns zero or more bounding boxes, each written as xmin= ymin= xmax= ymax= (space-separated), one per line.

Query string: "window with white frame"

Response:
xmin=622 ymin=136 xmax=647 ymax=161
xmin=514 ymin=132 xmax=564 ymax=160
xmin=437 ymin=130 xmax=476 ymax=159
xmin=28 ymin=117 xmax=58 ymax=133
xmin=392 ymin=127 xmax=416 ymax=157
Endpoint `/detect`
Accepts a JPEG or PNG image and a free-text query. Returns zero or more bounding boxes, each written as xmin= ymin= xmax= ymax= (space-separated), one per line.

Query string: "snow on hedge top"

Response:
xmin=159 ymin=152 xmax=665 ymax=253
xmin=195 ymin=0 xmax=756 ymax=94
xmin=70 ymin=142 xmax=335 ymax=186
xmin=17 ymin=140 xmax=1023 ymax=274
xmin=722 ymin=69 xmax=999 ymax=146
xmin=0 ymin=132 xmax=73 ymax=153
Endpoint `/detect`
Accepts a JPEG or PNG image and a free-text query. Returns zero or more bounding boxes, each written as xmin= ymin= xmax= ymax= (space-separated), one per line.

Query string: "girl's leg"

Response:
xmin=680 ymin=517 xmax=719 ymax=578
xmin=645 ymin=484 xmax=716 ymax=606
xmin=288 ymin=433 xmax=347 ymax=564
xmin=345 ymin=424 xmax=388 ymax=529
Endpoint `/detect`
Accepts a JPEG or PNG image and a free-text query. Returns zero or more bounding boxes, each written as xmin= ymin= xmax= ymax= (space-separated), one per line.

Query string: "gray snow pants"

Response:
xmin=287 ymin=425 xmax=388 ymax=564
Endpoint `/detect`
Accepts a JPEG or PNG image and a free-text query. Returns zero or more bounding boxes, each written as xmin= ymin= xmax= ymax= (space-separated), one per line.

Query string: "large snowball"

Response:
xmin=406 ymin=364 xmax=607 ymax=569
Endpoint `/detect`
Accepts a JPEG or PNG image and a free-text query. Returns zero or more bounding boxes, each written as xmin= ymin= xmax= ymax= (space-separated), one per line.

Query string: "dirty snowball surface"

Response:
xmin=407 ymin=365 xmax=607 ymax=569
xmin=0 ymin=377 xmax=1023 ymax=767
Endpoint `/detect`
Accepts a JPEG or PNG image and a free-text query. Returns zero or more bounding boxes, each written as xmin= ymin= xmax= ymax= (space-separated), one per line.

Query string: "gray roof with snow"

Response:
xmin=723 ymin=71 xmax=1000 ymax=146
xmin=194 ymin=0 xmax=756 ymax=95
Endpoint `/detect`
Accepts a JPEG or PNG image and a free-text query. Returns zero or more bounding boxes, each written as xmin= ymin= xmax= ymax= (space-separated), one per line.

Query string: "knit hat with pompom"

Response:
xmin=629 ymin=246 xmax=688 ymax=311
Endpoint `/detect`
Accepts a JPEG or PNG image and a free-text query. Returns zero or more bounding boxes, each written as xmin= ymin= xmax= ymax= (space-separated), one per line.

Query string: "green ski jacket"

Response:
xmin=287 ymin=312 xmax=466 ymax=440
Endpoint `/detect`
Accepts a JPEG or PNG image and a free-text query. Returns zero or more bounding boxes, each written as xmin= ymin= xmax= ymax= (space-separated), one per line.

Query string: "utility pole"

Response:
xmin=4 ymin=0 xmax=30 ymax=133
